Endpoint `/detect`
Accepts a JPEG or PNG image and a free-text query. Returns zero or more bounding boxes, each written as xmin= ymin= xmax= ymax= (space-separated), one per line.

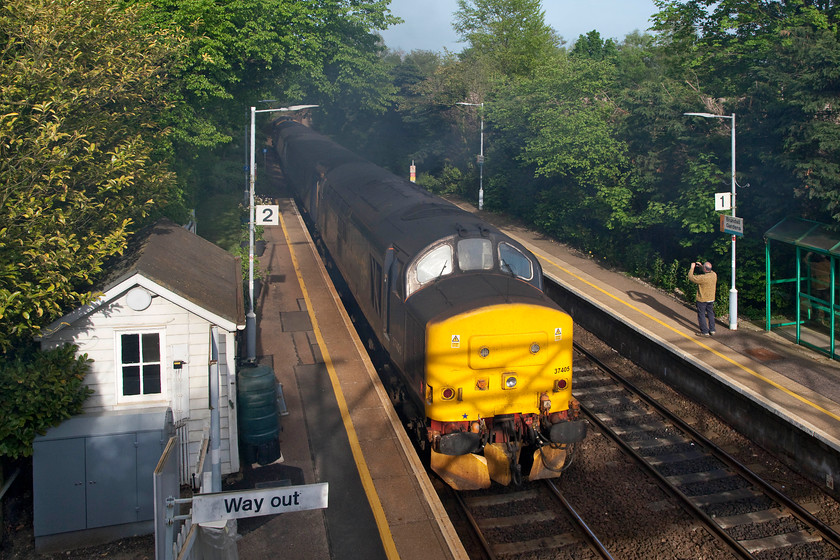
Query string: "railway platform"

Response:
xmin=235 ymin=197 xmax=466 ymax=560
xmin=451 ymin=199 xmax=840 ymax=498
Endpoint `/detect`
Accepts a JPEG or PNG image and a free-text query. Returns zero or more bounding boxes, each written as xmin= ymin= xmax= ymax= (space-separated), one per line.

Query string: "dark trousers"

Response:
xmin=696 ymin=301 xmax=716 ymax=334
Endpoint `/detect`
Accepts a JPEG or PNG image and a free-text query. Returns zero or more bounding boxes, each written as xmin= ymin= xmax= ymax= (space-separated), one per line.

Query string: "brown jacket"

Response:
xmin=688 ymin=269 xmax=717 ymax=302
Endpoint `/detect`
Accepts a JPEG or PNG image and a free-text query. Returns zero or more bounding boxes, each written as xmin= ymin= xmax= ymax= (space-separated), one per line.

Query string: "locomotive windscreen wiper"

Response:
xmin=500 ymin=259 xmax=515 ymax=277
xmin=434 ymin=262 xmax=448 ymax=282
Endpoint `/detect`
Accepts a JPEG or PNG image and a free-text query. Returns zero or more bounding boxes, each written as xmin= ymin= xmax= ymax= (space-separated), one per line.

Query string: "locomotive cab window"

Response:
xmin=457 ymin=238 xmax=493 ymax=271
xmin=408 ymin=242 xmax=453 ymax=296
xmin=499 ymin=242 xmax=534 ymax=281
xmin=415 ymin=244 xmax=452 ymax=283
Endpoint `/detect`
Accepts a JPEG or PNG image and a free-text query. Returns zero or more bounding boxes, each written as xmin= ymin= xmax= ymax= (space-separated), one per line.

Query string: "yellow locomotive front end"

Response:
xmin=425 ymin=302 xmax=586 ymax=490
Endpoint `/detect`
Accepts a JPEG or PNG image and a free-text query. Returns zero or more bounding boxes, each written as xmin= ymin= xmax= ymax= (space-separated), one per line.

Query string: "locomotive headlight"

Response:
xmin=479 ymin=346 xmax=490 ymax=358
xmin=503 ymin=374 xmax=518 ymax=389
xmin=441 ymin=387 xmax=456 ymax=401
xmin=530 ymin=342 xmax=541 ymax=354
xmin=553 ymin=379 xmax=568 ymax=392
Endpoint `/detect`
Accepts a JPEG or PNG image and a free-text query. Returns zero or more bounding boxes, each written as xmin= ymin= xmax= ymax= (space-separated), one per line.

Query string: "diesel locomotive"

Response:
xmin=273 ymin=120 xmax=587 ymax=490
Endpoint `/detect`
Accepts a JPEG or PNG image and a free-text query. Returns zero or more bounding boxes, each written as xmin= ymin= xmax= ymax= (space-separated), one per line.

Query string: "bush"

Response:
xmin=417 ymin=164 xmax=464 ymax=195
xmin=0 ymin=344 xmax=93 ymax=458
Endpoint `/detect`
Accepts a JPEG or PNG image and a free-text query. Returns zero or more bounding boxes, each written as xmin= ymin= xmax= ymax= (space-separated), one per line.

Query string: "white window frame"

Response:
xmin=407 ymin=239 xmax=455 ymax=297
xmin=115 ymin=329 xmax=167 ymax=405
xmin=498 ymin=242 xmax=534 ymax=281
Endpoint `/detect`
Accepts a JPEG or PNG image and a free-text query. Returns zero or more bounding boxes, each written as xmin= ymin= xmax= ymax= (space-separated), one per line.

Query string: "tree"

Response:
xmin=0 ymin=345 xmax=92 ymax=458
xmin=651 ymin=0 xmax=840 ymax=224
xmin=492 ymin=54 xmax=634 ymax=241
xmin=757 ymin=26 xmax=840 ymax=222
xmin=571 ymin=30 xmax=619 ymax=60
xmin=137 ymin=0 xmax=400 ymax=147
xmin=385 ymin=50 xmax=500 ymax=194
xmin=453 ymin=0 xmax=560 ymax=77
xmin=0 ymin=0 xmax=182 ymax=350
xmin=357 ymin=50 xmax=447 ymax=173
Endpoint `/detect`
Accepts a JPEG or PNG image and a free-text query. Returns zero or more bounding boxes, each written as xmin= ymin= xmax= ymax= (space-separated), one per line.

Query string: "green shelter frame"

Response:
xmin=765 ymin=217 xmax=838 ymax=359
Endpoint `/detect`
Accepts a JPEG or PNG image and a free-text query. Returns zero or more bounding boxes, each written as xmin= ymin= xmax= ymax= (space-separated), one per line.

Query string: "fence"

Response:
xmin=154 ymin=436 xmax=197 ymax=560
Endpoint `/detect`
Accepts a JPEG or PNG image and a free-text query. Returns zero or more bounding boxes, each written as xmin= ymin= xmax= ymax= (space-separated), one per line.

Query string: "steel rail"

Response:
xmin=451 ymin=488 xmax=496 ymax=560
xmin=575 ymin=342 xmax=840 ymax=551
xmin=544 ymin=479 xmax=615 ymax=560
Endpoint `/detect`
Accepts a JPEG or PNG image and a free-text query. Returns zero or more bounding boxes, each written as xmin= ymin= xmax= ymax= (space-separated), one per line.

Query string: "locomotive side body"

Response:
xmin=274 ymin=121 xmax=586 ymax=489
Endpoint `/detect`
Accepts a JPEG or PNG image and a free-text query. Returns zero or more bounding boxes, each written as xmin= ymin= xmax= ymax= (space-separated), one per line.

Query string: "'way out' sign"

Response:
xmin=191 ymin=483 xmax=328 ymax=523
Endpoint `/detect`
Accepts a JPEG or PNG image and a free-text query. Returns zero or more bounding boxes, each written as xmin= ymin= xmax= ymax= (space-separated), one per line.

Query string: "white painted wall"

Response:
xmin=40 ymin=284 xmax=240 ymax=475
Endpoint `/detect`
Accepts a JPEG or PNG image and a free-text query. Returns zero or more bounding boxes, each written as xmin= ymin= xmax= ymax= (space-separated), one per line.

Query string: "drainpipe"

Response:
xmin=209 ymin=326 xmax=221 ymax=492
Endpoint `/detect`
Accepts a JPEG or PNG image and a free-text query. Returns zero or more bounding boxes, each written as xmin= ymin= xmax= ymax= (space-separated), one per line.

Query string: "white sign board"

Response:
xmin=191 ymin=483 xmax=328 ymax=523
xmin=721 ymin=215 xmax=744 ymax=236
xmin=714 ymin=192 xmax=732 ymax=211
xmin=256 ymin=204 xmax=280 ymax=226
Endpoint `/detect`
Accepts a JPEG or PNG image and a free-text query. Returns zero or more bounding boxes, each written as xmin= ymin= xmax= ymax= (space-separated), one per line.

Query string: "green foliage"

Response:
xmin=453 ymin=0 xmax=561 ymax=77
xmin=0 ymin=344 xmax=93 ymax=458
xmin=652 ymin=258 xmax=683 ymax=294
xmin=7 ymin=0 xmax=840 ymax=347
xmin=571 ymin=30 xmax=619 ymax=60
xmin=137 ymin=0 xmax=399 ymax=148
xmin=131 ymin=0 xmax=401 ymax=216
xmin=345 ymin=49 xmax=448 ymax=171
xmin=493 ymin=54 xmax=635 ymax=233
xmin=394 ymin=0 xmax=840 ymax=318
xmin=416 ymin=164 xmax=465 ymax=196
xmin=0 ymin=0 xmax=182 ymax=350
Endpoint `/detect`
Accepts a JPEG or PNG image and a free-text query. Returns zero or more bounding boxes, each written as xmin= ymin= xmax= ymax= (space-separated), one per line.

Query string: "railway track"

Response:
xmin=448 ymin=479 xmax=613 ymax=560
xmin=573 ymin=343 xmax=840 ymax=559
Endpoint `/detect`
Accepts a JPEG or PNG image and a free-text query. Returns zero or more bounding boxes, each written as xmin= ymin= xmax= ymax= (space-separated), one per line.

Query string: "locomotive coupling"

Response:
xmin=548 ymin=420 xmax=588 ymax=444
xmin=549 ymin=397 xmax=587 ymax=443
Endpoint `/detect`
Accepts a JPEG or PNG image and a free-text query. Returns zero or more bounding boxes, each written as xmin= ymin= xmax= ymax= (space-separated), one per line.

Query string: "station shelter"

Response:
xmin=765 ymin=217 xmax=839 ymax=359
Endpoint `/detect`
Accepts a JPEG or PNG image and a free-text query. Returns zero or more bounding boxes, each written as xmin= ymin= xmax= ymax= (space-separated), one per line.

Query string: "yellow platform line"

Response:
xmin=540 ymin=256 xmax=840 ymax=424
xmin=279 ymin=212 xmax=400 ymax=559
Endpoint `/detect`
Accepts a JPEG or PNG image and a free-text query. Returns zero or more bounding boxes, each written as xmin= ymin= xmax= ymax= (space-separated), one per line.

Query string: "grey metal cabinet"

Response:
xmin=32 ymin=438 xmax=87 ymax=534
xmin=33 ymin=409 xmax=172 ymax=537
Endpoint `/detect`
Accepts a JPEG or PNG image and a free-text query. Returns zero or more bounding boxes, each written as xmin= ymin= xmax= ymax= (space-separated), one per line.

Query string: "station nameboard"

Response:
xmin=720 ymin=214 xmax=744 ymax=237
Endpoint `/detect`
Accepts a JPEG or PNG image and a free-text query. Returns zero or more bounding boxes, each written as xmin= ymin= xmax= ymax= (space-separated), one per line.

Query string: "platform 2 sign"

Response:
xmin=256 ymin=204 xmax=280 ymax=226
xmin=191 ymin=483 xmax=328 ymax=523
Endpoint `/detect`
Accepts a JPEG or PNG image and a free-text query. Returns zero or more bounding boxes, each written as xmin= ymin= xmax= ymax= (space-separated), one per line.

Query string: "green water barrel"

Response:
xmin=237 ymin=364 xmax=281 ymax=465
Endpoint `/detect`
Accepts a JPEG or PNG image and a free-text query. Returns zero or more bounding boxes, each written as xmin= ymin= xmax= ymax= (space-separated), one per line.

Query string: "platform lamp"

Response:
xmin=684 ymin=111 xmax=738 ymax=330
xmin=456 ymin=102 xmax=485 ymax=210
xmin=246 ymin=104 xmax=318 ymax=362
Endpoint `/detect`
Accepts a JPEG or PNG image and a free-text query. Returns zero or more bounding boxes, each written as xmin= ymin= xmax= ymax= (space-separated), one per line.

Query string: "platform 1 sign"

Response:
xmin=191 ymin=483 xmax=328 ymax=523
xmin=715 ymin=192 xmax=732 ymax=211
xmin=720 ymin=214 xmax=744 ymax=237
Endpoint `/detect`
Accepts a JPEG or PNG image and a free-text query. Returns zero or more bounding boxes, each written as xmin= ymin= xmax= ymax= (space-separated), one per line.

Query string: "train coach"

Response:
xmin=273 ymin=120 xmax=587 ymax=490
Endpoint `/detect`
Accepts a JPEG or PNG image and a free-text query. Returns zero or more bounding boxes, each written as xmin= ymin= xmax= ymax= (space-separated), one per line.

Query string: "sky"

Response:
xmin=379 ymin=0 xmax=659 ymax=53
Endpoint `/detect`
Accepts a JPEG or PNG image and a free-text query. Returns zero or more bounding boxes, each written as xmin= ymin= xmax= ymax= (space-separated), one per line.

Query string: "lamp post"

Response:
xmin=246 ymin=104 xmax=318 ymax=362
xmin=456 ymin=102 xmax=484 ymax=210
xmin=684 ymin=111 xmax=738 ymax=330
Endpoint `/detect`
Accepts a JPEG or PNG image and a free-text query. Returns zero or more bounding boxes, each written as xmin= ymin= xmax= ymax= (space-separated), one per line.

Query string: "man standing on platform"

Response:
xmin=689 ymin=261 xmax=717 ymax=336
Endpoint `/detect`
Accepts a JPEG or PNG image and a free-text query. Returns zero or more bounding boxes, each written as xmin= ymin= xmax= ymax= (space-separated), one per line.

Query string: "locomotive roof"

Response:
xmin=276 ymin=121 xmax=503 ymax=258
xmin=405 ymin=272 xmax=555 ymax=325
